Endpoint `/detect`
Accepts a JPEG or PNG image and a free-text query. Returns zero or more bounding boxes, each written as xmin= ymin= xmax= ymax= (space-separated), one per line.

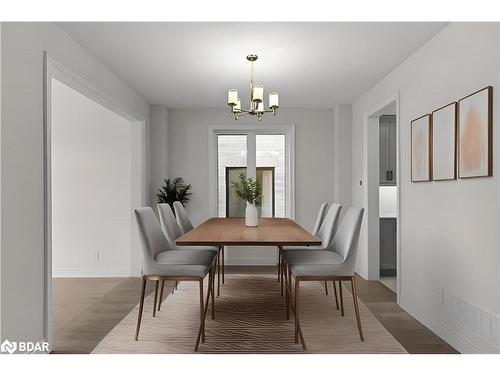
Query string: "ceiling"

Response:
xmin=58 ymin=22 xmax=447 ymax=108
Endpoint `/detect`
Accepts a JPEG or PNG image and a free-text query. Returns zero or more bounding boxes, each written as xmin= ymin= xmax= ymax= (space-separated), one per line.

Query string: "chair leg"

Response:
xmin=175 ymin=281 xmax=178 ymax=290
xmin=221 ymin=246 xmax=225 ymax=284
xmin=280 ymin=252 xmax=284 ymax=297
xmin=324 ymin=281 xmax=329 ymax=295
xmin=351 ymin=277 xmax=364 ymax=341
xmin=134 ymin=277 xmax=147 ymax=341
xmin=277 ymin=249 xmax=281 ymax=282
xmin=158 ymin=280 xmax=165 ymax=311
xmin=333 ymin=281 xmax=339 ymax=310
xmin=294 ymin=279 xmax=300 ymax=344
xmin=199 ymin=279 xmax=205 ymax=343
xmin=217 ymin=249 xmax=221 ymax=297
xmin=339 ymin=280 xmax=344 ymax=316
xmin=210 ymin=263 xmax=215 ymax=319
xmin=287 ymin=267 xmax=292 ymax=320
xmin=153 ymin=280 xmax=159 ymax=317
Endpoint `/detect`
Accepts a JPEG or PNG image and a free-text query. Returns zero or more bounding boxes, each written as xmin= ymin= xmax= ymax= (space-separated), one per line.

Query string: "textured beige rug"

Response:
xmin=92 ymin=274 xmax=407 ymax=353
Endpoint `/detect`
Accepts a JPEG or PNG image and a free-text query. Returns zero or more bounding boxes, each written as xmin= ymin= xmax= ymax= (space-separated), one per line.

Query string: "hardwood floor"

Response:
xmin=51 ymin=267 xmax=457 ymax=354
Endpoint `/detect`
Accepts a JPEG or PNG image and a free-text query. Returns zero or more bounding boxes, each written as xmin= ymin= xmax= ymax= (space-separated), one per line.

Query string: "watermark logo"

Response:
xmin=1 ymin=339 xmax=49 ymax=354
xmin=1 ymin=340 xmax=17 ymax=354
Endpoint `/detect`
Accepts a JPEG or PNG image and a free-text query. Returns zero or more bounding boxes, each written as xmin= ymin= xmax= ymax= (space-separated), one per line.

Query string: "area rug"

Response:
xmin=92 ymin=274 xmax=407 ymax=353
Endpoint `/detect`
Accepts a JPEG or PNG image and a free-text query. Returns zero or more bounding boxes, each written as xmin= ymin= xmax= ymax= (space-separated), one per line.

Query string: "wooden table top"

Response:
xmin=176 ymin=217 xmax=321 ymax=247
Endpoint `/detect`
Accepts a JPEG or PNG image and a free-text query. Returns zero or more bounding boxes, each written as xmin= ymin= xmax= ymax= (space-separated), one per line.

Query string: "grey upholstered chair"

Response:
xmin=277 ymin=202 xmax=329 ymax=285
xmin=173 ymin=201 xmax=194 ymax=233
xmin=280 ymin=203 xmax=342 ymax=298
xmin=134 ymin=207 xmax=217 ymax=351
xmin=312 ymin=202 xmax=329 ymax=236
xmin=173 ymin=201 xmax=224 ymax=291
xmin=158 ymin=203 xmax=221 ymax=298
xmin=282 ymin=207 xmax=365 ymax=349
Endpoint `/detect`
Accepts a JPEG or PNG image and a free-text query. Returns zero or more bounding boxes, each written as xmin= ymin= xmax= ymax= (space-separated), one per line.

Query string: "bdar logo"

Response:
xmin=1 ymin=340 xmax=17 ymax=354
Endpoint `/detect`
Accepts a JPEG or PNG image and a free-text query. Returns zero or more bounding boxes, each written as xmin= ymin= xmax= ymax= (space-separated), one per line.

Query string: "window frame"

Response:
xmin=208 ymin=125 xmax=295 ymax=220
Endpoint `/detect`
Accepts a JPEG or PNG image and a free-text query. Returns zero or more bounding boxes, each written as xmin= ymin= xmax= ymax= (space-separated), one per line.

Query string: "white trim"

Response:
xmin=43 ymin=53 xmax=146 ymax=350
xmin=208 ymin=124 xmax=296 ymax=220
xmin=52 ymin=267 xmax=131 ymax=278
xmin=399 ymin=295 xmax=500 ymax=354
xmin=362 ymin=92 xmax=401 ymax=304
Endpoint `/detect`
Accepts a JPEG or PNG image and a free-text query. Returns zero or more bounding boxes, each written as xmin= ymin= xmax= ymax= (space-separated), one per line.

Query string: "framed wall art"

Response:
xmin=458 ymin=86 xmax=493 ymax=178
xmin=432 ymin=102 xmax=457 ymax=181
xmin=411 ymin=114 xmax=432 ymax=182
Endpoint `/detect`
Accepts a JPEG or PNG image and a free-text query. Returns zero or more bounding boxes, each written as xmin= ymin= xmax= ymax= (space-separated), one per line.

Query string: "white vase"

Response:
xmin=245 ymin=202 xmax=258 ymax=227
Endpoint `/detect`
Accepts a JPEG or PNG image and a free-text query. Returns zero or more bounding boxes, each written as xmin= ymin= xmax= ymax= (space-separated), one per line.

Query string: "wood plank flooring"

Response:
xmin=51 ymin=267 xmax=457 ymax=354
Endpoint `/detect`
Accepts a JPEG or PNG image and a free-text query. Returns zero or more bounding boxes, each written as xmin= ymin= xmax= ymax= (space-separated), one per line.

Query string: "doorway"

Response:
xmin=365 ymin=96 xmax=400 ymax=298
xmin=43 ymin=55 xmax=145 ymax=350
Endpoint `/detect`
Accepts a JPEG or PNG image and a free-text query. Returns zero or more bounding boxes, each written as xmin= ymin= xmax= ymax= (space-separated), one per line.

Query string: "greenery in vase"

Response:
xmin=230 ymin=172 xmax=262 ymax=205
xmin=156 ymin=177 xmax=192 ymax=209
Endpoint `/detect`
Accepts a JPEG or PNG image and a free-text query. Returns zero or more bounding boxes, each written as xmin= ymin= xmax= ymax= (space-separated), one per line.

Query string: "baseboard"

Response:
xmin=52 ymin=266 xmax=131 ymax=277
xmin=399 ymin=295 xmax=500 ymax=353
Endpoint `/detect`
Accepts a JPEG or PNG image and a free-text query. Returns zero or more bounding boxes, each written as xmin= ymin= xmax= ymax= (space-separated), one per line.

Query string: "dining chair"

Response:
xmin=173 ymin=201 xmax=225 ymax=291
xmin=280 ymin=203 xmax=342 ymax=299
xmin=158 ymin=203 xmax=221 ymax=299
xmin=134 ymin=207 xmax=217 ymax=351
xmin=277 ymin=202 xmax=328 ymax=286
xmin=283 ymin=206 xmax=365 ymax=349
xmin=312 ymin=202 xmax=329 ymax=236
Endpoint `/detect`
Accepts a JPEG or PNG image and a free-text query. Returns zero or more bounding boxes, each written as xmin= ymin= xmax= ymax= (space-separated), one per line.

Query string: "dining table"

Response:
xmin=176 ymin=217 xmax=320 ymax=349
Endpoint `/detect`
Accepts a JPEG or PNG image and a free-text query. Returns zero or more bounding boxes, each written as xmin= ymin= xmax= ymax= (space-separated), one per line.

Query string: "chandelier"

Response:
xmin=227 ymin=54 xmax=279 ymax=121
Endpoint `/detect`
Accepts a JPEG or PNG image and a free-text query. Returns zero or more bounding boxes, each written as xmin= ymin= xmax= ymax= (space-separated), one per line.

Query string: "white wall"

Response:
xmin=51 ymin=79 xmax=133 ymax=277
xmin=150 ymin=105 xmax=169 ymax=204
xmin=0 ymin=23 xmax=150 ymax=343
xmin=334 ymin=104 xmax=353 ymax=212
xmin=166 ymin=108 xmax=351 ymax=235
xmin=352 ymin=23 xmax=500 ymax=353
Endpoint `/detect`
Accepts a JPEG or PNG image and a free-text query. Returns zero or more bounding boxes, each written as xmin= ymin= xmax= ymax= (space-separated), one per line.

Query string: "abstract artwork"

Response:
xmin=411 ymin=114 xmax=432 ymax=182
xmin=458 ymin=86 xmax=493 ymax=178
xmin=432 ymin=102 xmax=457 ymax=181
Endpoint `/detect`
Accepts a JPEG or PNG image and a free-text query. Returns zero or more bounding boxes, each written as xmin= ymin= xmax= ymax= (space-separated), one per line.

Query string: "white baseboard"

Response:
xmin=399 ymin=295 xmax=500 ymax=354
xmin=52 ymin=266 xmax=131 ymax=278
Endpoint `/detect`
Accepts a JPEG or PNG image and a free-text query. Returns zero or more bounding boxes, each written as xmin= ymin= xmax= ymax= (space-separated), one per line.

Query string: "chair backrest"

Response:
xmin=173 ymin=201 xmax=194 ymax=234
xmin=134 ymin=207 xmax=169 ymax=260
xmin=312 ymin=202 xmax=329 ymax=236
xmin=157 ymin=203 xmax=183 ymax=249
xmin=316 ymin=203 xmax=342 ymax=248
xmin=330 ymin=207 xmax=364 ymax=273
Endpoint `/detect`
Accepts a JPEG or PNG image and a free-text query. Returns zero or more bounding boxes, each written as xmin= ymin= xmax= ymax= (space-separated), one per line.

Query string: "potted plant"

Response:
xmin=156 ymin=177 xmax=192 ymax=211
xmin=231 ymin=172 xmax=262 ymax=227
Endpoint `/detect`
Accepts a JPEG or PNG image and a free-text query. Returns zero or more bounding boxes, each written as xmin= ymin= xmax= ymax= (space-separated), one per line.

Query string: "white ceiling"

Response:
xmin=58 ymin=22 xmax=447 ymax=108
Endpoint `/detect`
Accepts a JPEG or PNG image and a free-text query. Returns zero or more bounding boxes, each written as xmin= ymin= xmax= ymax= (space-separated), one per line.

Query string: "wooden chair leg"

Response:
xmin=217 ymin=250 xmax=221 ymax=297
xmin=277 ymin=249 xmax=281 ymax=282
xmin=175 ymin=281 xmax=178 ymax=290
xmin=339 ymin=280 xmax=344 ymax=316
xmin=221 ymin=246 xmax=225 ymax=284
xmin=157 ymin=280 xmax=165 ymax=311
xmin=351 ymin=277 xmax=364 ymax=341
xmin=333 ymin=281 xmax=339 ymax=310
xmin=294 ymin=279 xmax=300 ymax=344
xmin=287 ymin=268 xmax=292 ymax=320
xmin=152 ymin=280 xmax=159 ymax=317
xmin=280 ymin=254 xmax=284 ymax=297
xmin=210 ymin=264 xmax=215 ymax=319
xmin=324 ymin=281 xmax=329 ymax=295
xmin=199 ymin=279 xmax=205 ymax=343
xmin=134 ymin=277 xmax=147 ymax=341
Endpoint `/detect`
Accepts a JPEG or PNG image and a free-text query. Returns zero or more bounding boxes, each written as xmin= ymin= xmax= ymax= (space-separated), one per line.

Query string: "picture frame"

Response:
xmin=410 ymin=113 xmax=432 ymax=182
xmin=431 ymin=102 xmax=457 ymax=181
xmin=411 ymin=114 xmax=432 ymax=182
xmin=458 ymin=86 xmax=493 ymax=179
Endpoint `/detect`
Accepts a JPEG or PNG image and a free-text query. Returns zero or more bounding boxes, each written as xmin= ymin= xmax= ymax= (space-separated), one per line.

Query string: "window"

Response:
xmin=216 ymin=132 xmax=288 ymax=218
